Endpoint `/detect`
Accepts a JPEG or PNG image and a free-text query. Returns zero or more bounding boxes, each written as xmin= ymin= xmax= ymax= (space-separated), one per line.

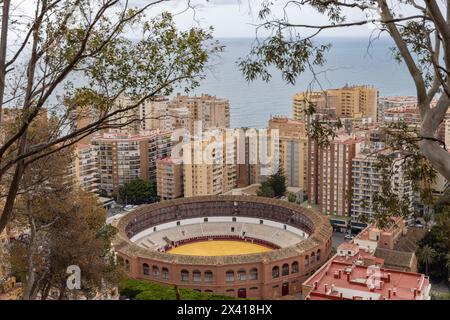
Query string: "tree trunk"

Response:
xmin=22 ymin=197 xmax=37 ymax=300
xmin=0 ymin=0 xmax=10 ymax=123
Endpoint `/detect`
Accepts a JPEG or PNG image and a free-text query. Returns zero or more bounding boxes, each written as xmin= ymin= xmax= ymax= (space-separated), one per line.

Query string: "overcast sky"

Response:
xmin=12 ymin=0 xmax=418 ymax=39
xmin=136 ymin=0 xmax=395 ymax=39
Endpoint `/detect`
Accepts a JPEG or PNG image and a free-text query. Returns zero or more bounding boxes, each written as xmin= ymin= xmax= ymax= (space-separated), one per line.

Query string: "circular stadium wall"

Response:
xmin=113 ymin=195 xmax=332 ymax=299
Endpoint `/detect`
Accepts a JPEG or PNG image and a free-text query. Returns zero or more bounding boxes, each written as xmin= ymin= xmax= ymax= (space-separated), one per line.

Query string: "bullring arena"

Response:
xmin=113 ymin=196 xmax=332 ymax=299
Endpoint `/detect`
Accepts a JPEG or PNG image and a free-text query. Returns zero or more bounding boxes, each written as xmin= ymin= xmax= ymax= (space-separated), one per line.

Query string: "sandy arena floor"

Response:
xmin=168 ymin=240 xmax=273 ymax=256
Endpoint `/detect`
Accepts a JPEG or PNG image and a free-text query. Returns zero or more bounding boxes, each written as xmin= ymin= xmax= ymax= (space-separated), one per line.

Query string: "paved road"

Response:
xmin=332 ymin=232 xmax=347 ymax=249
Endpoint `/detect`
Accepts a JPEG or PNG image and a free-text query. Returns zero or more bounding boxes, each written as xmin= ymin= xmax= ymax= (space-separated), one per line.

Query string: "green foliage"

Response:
xmin=119 ymin=278 xmax=241 ymax=300
xmin=119 ymin=179 xmax=157 ymax=205
xmin=417 ymin=211 xmax=450 ymax=281
xmin=287 ymin=192 xmax=297 ymax=203
xmin=431 ymin=292 xmax=450 ymax=300
xmin=257 ymin=170 xmax=286 ymax=198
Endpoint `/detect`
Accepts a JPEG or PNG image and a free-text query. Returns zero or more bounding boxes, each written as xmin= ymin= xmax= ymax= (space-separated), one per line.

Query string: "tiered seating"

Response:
xmin=136 ymin=222 xmax=306 ymax=251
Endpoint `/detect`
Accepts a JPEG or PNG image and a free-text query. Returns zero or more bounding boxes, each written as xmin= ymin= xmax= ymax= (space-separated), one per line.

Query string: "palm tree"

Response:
xmin=418 ymin=245 xmax=436 ymax=276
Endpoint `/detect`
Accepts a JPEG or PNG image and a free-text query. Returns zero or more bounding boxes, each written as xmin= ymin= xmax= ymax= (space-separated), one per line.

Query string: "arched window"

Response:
xmin=181 ymin=269 xmax=189 ymax=282
xmin=291 ymin=261 xmax=299 ymax=274
xmin=282 ymin=263 xmax=289 ymax=276
xmin=226 ymin=270 xmax=235 ymax=282
xmin=162 ymin=268 xmax=169 ymax=280
xmin=317 ymin=249 xmax=321 ymax=262
xmin=204 ymin=271 xmax=213 ymax=282
xmin=193 ymin=270 xmax=201 ymax=282
xmin=238 ymin=269 xmax=246 ymax=281
xmin=125 ymin=259 xmax=130 ymax=272
xmin=310 ymin=252 xmax=316 ymax=265
xmin=272 ymin=266 xmax=280 ymax=279
xmin=152 ymin=266 xmax=160 ymax=278
xmin=143 ymin=263 xmax=150 ymax=276
xmin=305 ymin=255 xmax=309 ymax=267
xmin=249 ymin=268 xmax=258 ymax=280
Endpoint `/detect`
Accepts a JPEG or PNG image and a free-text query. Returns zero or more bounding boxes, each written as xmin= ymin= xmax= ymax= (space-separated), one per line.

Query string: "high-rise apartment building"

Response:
xmin=169 ymin=94 xmax=230 ymax=134
xmin=182 ymin=130 xmax=237 ymax=197
xmin=91 ymin=130 xmax=171 ymax=194
xmin=308 ymin=132 xmax=364 ymax=216
xmin=156 ymin=157 xmax=184 ymax=200
xmin=378 ymin=96 xmax=417 ymax=122
xmin=72 ymin=143 xmax=100 ymax=193
xmin=293 ymin=85 xmax=378 ymax=122
xmin=351 ymin=148 xmax=414 ymax=230
xmin=268 ymin=116 xmax=308 ymax=189
xmin=293 ymin=91 xmax=329 ymax=121
xmin=327 ymin=85 xmax=378 ymax=120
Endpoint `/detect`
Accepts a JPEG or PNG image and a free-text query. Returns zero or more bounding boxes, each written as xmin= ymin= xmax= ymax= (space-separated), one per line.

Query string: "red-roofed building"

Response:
xmin=302 ymin=258 xmax=431 ymax=300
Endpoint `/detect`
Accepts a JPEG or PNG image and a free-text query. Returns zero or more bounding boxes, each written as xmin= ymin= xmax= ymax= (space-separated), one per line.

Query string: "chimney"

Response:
xmin=387 ymin=273 xmax=391 ymax=283
xmin=324 ymin=284 xmax=328 ymax=293
xmin=339 ymin=292 xmax=343 ymax=299
xmin=413 ymin=288 xmax=417 ymax=299
xmin=388 ymin=289 xmax=391 ymax=299
xmin=346 ymin=273 xmax=350 ymax=282
xmin=393 ymin=288 xmax=397 ymax=296
xmin=338 ymin=270 xmax=342 ymax=279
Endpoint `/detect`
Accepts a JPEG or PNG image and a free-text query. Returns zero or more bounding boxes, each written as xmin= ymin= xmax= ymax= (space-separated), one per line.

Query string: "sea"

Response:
xmin=190 ymin=37 xmax=416 ymax=129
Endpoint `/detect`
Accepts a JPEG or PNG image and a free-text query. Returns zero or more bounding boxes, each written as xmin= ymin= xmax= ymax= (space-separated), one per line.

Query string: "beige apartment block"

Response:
xmin=268 ymin=116 xmax=308 ymax=189
xmin=293 ymin=85 xmax=378 ymax=122
xmin=156 ymin=157 xmax=184 ymax=200
xmin=72 ymin=143 xmax=100 ymax=193
xmin=182 ymin=131 xmax=237 ymax=197
xmin=292 ymin=91 xmax=329 ymax=121
xmin=169 ymin=93 xmax=230 ymax=134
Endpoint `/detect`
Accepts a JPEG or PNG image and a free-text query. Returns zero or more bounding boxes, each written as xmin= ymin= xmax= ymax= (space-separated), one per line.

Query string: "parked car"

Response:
xmin=344 ymin=234 xmax=354 ymax=240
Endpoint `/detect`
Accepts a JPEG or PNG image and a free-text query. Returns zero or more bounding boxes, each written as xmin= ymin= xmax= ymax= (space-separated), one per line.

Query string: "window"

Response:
xmin=249 ymin=268 xmax=258 ymax=280
xmin=282 ymin=264 xmax=289 ymax=276
xmin=291 ymin=261 xmax=299 ymax=274
xmin=177 ymin=221 xmax=181 ymax=226
xmin=226 ymin=270 xmax=235 ymax=282
xmin=193 ymin=270 xmax=201 ymax=282
xmin=272 ymin=266 xmax=280 ymax=279
xmin=152 ymin=266 xmax=160 ymax=278
xmin=259 ymin=220 xmax=263 ymax=224
xmin=232 ymin=217 xmax=237 ymax=222
xmin=153 ymin=227 xmax=157 ymax=232
xmin=125 ymin=259 xmax=130 ymax=272
xmin=162 ymin=268 xmax=169 ymax=280
xmin=204 ymin=271 xmax=213 ymax=282
xmin=283 ymin=224 xmax=287 ymax=230
xmin=204 ymin=217 xmax=208 ymax=222
xmin=310 ymin=252 xmax=316 ymax=265
xmin=305 ymin=255 xmax=309 ymax=267
xmin=143 ymin=263 xmax=150 ymax=276
xmin=317 ymin=249 xmax=321 ymax=262
xmin=231 ymin=227 xmax=235 ymax=232
xmin=181 ymin=270 xmax=189 ymax=282
xmin=238 ymin=269 xmax=246 ymax=281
